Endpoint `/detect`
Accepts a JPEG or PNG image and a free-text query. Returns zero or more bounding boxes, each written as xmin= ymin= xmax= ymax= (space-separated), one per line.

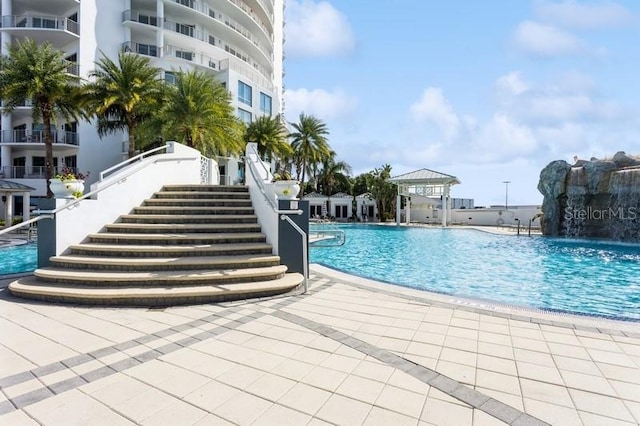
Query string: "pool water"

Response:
xmin=0 ymin=243 xmax=38 ymax=275
xmin=310 ymin=225 xmax=640 ymax=321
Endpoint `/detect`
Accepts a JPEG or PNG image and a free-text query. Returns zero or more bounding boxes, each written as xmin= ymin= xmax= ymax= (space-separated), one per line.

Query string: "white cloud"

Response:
xmin=477 ymin=113 xmax=539 ymax=160
xmin=284 ymin=88 xmax=358 ymax=121
xmin=409 ymin=88 xmax=461 ymax=140
xmin=511 ymin=21 xmax=586 ymax=57
xmin=534 ymin=0 xmax=635 ymax=29
xmin=285 ymin=0 xmax=356 ymax=58
xmin=495 ymin=72 xmax=530 ymax=98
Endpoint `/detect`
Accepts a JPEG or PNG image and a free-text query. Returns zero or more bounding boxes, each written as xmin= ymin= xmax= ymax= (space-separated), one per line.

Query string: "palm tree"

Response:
xmin=85 ymin=51 xmax=163 ymax=159
xmin=289 ymin=113 xmax=330 ymax=189
xmin=368 ymin=164 xmax=396 ymax=221
xmin=158 ymin=70 xmax=244 ymax=157
xmin=0 ymin=38 xmax=84 ymax=197
xmin=318 ymin=155 xmax=352 ymax=196
xmin=245 ymin=114 xmax=292 ymax=162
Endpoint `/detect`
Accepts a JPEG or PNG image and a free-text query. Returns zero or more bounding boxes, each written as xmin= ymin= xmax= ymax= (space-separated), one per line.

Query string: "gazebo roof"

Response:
xmin=329 ymin=192 xmax=352 ymax=199
xmin=0 ymin=180 xmax=35 ymax=192
xmin=302 ymin=191 xmax=328 ymax=199
xmin=388 ymin=168 xmax=460 ymax=185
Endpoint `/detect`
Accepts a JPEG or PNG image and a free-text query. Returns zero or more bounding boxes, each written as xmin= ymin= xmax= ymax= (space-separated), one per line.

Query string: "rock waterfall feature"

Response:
xmin=538 ymin=152 xmax=640 ymax=241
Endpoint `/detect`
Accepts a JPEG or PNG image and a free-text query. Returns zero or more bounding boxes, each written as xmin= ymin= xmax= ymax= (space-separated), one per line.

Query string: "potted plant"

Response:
xmin=50 ymin=167 xmax=90 ymax=199
xmin=272 ymin=170 xmax=300 ymax=200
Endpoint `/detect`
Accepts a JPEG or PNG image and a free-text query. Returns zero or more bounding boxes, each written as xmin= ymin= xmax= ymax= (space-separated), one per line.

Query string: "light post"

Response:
xmin=503 ymin=181 xmax=511 ymax=210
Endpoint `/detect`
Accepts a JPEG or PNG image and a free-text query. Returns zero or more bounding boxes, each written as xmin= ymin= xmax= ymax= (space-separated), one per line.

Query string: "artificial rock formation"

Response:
xmin=538 ymin=152 xmax=640 ymax=241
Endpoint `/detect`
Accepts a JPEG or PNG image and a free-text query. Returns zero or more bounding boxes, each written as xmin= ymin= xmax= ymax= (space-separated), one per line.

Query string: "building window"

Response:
xmin=137 ymin=43 xmax=157 ymax=57
xmin=175 ymin=50 xmax=193 ymax=61
xmin=164 ymin=71 xmax=176 ymax=85
xmin=259 ymin=93 xmax=272 ymax=115
xmin=238 ymin=108 xmax=252 ymax=124
xmin=176 ymin=23 xmax=194 ymax=37
xmin=238 ymin=81 xmax=252 ymax=106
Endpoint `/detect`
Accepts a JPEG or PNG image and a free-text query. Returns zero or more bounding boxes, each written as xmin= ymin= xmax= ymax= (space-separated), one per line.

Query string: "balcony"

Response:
xmin=122 ymin=10 xmax=159 ymax=27
xmin=0 ymin=15 xmax=79 ymax=46
xmin=121 ymin=41 xmax=159 ymax=58
xmin=0 ymin=166 xmax=79 ymax=180
xmin=1 ymin=130 xmax=79 ymax=146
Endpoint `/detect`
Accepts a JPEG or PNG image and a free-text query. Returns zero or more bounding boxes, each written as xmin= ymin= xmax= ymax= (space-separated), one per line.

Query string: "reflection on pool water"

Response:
xmin=310 ymin=225 xmax=640 ymax=321
xmin=0 ymin=243 xmax=37 ymax=276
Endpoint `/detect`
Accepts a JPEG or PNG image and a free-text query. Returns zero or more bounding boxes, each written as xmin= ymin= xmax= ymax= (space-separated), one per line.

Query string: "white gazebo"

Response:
xmin=388 ymin=168 xmax=461 ymax=226
xmin=0 ymin=180 xmax=35 ymax=228
xmin=356 ymin=193 xmax=377 ymax=222
xmin=329 ymin=192 xmax=353 ymax=221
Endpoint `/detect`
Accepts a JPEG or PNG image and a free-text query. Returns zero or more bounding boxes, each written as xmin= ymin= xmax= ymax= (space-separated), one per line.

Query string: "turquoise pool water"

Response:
xmin=0 ymin=243 xmax=38 ymax=276
xmin=310 ymin=225 xmax=640 ymax=321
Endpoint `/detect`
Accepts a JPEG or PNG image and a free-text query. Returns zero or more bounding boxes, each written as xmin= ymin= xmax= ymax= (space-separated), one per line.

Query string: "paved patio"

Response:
xmin=1 ymin=264 xmax=639 ymax=425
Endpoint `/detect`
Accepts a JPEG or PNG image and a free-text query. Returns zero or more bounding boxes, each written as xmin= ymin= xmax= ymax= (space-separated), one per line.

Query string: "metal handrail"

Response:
xmin=280 ymin=215 xmax=308 ymax=293
xmin=309 ymin=229 xmax=346 ymax=247
xmin=36 ymin=156 xmax=198 ymax=217
xmin=0 ymin=214 xmax=52 ymax=237
xmin=99 ymin=144 xmax=170 ymax=181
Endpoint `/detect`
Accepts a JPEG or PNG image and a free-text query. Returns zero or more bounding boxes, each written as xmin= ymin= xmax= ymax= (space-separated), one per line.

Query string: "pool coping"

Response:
xmin=310 ymin=263 xmax=640 ymax=337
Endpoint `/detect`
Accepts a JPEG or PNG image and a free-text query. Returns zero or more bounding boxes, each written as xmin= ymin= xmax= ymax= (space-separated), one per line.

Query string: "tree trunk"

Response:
xmin=128 ymin=123 xmax=136 ymax=159
xmin=42 ymin=104 xmax=55 ymax=198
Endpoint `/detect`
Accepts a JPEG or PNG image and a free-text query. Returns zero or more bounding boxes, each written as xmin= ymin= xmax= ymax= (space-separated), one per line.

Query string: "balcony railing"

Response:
xmin=65 ymin=61 xmax=79 ymax=76
xmin=121 ymin=41 xmax=159 ymax=57
xmin=122 ymin=10 xmax=159 ymax=27
xmin=0 ymin=15 xmax=79 ymax=35
xmin=1 ymin=130 xmax=79 ymax=146
xmin=0 ymin=166 xmax=79 ymax=180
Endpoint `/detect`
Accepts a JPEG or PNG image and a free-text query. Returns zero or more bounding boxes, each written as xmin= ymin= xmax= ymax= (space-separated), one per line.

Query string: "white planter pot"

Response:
xmin=50 ymin=179 xmax=85 ymax=199
xmin=273 ymin=180 xmax=301 ymax=200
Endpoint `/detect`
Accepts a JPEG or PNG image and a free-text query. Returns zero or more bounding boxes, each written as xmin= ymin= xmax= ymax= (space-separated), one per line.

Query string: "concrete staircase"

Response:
xmin=9 ymin=185 xmax=304 ymax=306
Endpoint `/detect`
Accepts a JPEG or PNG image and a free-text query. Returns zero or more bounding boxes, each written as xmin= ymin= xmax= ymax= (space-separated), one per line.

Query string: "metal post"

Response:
xmin=502 ymin=181 xmax=511 ymax=210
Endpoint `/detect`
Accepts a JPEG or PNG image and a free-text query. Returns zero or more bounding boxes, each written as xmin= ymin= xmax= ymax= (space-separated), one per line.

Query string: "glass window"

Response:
xmin=260 ymin=93 xmax=272 ymax=115
xmin=238 ymin=108 xmax=252 ymax=124
xmin=238 ymin=81 xmax=252 ymax=106
xmin=164 ymin=71 xmax=175 ymax=85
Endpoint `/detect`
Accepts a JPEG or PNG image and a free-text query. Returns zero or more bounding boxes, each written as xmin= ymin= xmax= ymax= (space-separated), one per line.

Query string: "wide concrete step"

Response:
xmin=8 ymin=273 xmax=303 ymax=306
xmin=161 ymin=185 xmax=248 ymax=193
xmin=34 ymin=265 xmax=288 ymax=286
xmin=104 ymin=223 xmax=262 ymax=234
xmin=49 ymin=254 xmax=281 ymax=271
xmin=133 ymin=206 xmax=255 ymax=215
xmin=119 ymin=214 xmax=258 ymax=224
xmin=88 ymin=232 xmax=266 ymax=245
xmin=154 ymin=192 xmax=251 ymax=200
xmin=69 ymin=242 xmax=273 ymax=257
xmin=144 ymin=198 xmax=252 ymax=206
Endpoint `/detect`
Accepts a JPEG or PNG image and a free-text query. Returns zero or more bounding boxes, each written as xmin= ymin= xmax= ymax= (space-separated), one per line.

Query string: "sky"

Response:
xmin=281 ymin=0 xmax=640 ymax=206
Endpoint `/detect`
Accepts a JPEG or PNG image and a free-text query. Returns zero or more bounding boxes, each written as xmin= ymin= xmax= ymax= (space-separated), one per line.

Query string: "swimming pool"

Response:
xmin=0 ymin=243 xmax=38 ymax=276
xmin=310 ymin=225 xmax=640 ymax=321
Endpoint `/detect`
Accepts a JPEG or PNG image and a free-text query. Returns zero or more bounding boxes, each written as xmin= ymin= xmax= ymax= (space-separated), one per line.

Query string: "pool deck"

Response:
xmin=1 ymin=265 xmax=639 ymax=426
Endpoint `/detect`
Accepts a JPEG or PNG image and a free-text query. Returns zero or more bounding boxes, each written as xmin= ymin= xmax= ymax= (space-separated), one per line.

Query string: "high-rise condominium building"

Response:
xmin=0 ymin=0 xmax=284 ymax=217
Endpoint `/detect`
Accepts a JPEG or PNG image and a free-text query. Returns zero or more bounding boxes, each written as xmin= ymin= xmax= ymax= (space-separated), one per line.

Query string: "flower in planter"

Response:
xmin=272 ymin=171 xmax=294 ymax=182
xmin=55 ymin=166 xmax=90 ymax=182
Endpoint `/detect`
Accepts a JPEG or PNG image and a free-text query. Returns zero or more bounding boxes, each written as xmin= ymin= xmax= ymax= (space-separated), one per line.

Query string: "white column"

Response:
xmin=441 ymin=195 xmax=447 ymax=227
xmin=157 ymin=0 xmax=164 ymax=57
xmin=406 ymin=197 xmax=411 ymax=224
xmin=1 ymin=145 xmax=11 ymax=175
xmin=22 ymin=191 xmax=30 ymax=221
xmin=5 ymin=194 xmax=13 ymax=227
xmin=396 ymin=194 xmax=401 ymax=225
xmin=447 ymin=188 xmax=452 ymax=224
xmin=1 ymin=0 xmax=11 ymax=56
